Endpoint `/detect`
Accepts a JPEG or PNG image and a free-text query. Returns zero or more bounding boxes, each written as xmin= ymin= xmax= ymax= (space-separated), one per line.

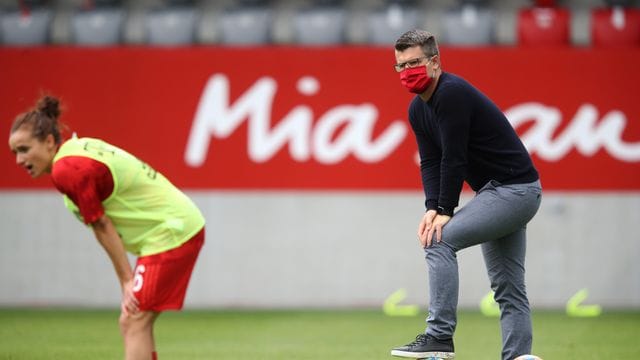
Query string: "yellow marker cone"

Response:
xmin=383 ymin=288 xmax=420 ymax=317
xmin=566 ymin=288 xmax=602 ymax=317
xmin=480 ymin=291 xmax=501 ymax=317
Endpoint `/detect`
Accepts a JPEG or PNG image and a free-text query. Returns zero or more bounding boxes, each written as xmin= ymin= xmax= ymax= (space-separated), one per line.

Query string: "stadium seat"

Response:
xmin=365 ymin=0 xmax=421 ymax=45
xmin=591 ymin=5 xmax=640 ymax=47
xmin=0 ymin=6 xmax=52 ymax=45
xmin=292 ymin=0 xmax=347 ymax=45
xmin=144 ymin=6 xmax=197 ymax=45
xmin=533 ymin=0 xmax=557 ymax=6
xmin=219 ymin=0 xmax=273 ymax=45
xmin=440 ymin=0 xmax=496 ymax=46
xmin=71 ymin=6 xmax=124 ymax=46
xmin=517 ymin=5 xmax=571 ymax=46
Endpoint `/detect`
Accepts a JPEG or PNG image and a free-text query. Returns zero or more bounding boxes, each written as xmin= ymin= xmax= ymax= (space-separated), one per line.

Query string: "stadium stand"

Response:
xmin=1 ymin=0 xmax=52 ymax=45
xmin=440 ymin=0 xmax=497 ymax=45
xmin=144 ymin=0 xmax=197 ymax=45
xmin=219 ymin=0 xmax=273 ymax=45
xmin=591 ymin=0 xmax=640 ymax=46
xmin=517 ymin=0 xmax=571 ymax=46
xmin=365 ymin=0 xmax=420 ymax=45
xmin=71 ymin=0 xmax=124 ymax=45
xmin=292 ymin=0 xmax=347 ymax=45
xmin=1 ymin=0 xmax=639 ymax=47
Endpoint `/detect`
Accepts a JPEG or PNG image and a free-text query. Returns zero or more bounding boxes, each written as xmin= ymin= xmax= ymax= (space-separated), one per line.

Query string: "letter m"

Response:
xmin=184 ymin=74 xmax=276 ymax=167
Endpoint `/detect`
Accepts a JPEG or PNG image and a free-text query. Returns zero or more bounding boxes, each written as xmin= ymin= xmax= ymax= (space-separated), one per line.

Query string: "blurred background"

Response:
xmin=0 ymin=0 xmax=639 ymax=46
xmin=0 ymin=0 xmax=639 ymax=311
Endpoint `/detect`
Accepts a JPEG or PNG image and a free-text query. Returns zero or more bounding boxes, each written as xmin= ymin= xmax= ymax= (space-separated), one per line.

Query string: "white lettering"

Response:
xmin=186 ymin=76 xmax=639 ymax=168
xmin=506 ymin=102 xmax=640 ymax=162
xmin=313 ymin=104 xmax=406 ymax=164
xmin=185 ymin=74 xmax=277 ymax=166
xmin=185 ymin=74 xmax=407 ymax=166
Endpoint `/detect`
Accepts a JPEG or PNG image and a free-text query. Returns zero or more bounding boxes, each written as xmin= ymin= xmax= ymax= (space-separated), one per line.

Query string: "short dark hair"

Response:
xmin=394 ymin=29 xmax=439 ymax=57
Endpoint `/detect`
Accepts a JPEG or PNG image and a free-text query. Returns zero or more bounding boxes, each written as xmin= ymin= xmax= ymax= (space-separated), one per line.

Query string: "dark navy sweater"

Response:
xmin=408 ymin=72 xmax=539 ymax=213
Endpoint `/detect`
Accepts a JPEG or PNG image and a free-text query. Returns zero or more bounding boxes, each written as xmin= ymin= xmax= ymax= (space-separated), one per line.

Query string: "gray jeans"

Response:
xmin=424 ymin=180 xmax=542 ymax=360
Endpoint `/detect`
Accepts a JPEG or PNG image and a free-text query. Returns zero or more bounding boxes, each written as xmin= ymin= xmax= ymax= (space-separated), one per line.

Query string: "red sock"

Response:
xmin=152 ymin=351 xmax=158 ymax=360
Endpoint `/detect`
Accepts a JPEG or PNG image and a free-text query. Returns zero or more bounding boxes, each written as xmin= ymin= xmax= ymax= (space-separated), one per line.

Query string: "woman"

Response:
xmin=8 ymin=95 xmax=206 ymax=360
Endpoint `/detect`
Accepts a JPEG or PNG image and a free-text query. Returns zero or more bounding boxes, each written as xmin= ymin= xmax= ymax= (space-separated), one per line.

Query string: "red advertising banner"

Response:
xmin=1 ymin=47 xmax=639 ymax=190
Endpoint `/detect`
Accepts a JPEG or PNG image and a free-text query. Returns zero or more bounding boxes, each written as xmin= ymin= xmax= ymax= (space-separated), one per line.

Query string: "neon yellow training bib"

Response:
xmin=53 ymin=137 xmax=205 ymax=256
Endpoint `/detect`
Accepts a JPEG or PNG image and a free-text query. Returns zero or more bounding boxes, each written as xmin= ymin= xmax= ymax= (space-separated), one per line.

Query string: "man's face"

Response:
xmin=394 ymin=46 xmax=429 ymax=73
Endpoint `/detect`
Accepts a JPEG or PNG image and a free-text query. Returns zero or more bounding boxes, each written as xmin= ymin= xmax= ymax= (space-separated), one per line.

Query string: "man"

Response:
xmin=390 ymin=29 xmax=542 ymax=360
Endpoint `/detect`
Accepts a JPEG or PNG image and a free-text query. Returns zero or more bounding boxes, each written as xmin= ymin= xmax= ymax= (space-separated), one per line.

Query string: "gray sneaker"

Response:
xmin=391 ymin=334 xmax=455 ymax=359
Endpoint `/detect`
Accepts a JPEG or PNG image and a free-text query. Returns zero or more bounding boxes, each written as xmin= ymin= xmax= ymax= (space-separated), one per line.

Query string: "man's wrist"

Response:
xmin=425 ymin=199 xmax=438 ymax=212
xmin=437 ymin=205 xmax=454 ymax=217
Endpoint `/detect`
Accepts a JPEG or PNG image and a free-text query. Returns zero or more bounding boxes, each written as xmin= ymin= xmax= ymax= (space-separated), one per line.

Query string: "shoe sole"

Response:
xmin=390 ymin=349 xmax=455 ymax=359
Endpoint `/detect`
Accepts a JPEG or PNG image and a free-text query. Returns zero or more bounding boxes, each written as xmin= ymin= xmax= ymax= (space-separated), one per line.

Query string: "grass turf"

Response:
xmin=0 ymin=309 xmax=639 ymax=359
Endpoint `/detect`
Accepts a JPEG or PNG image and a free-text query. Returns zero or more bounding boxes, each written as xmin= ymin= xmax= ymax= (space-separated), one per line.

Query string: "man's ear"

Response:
xmin=431 ymin=54 xmax=441 ymax=70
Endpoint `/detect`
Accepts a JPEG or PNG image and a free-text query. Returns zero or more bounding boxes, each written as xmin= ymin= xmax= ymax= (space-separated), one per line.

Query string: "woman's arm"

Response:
xmin=91 ymin=214 xmax=139 ymax=314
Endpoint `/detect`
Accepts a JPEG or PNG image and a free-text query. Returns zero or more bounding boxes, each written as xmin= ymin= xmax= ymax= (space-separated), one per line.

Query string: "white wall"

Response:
xmin=1 ymin=191 xmax=638 ymax=309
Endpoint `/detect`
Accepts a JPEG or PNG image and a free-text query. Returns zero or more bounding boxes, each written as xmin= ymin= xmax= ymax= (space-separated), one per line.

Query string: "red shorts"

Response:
xmin=132 ymin=228 xmax=204 ymax=312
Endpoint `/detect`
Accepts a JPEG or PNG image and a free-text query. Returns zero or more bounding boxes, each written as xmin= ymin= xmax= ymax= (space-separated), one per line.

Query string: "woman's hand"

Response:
xmin=121 ymin=279 xmax=139 ymax=315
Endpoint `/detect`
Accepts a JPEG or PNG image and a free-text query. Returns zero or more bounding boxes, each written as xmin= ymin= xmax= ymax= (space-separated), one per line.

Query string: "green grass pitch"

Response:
xmin=1 ymin=309 xmax=639 ymax=359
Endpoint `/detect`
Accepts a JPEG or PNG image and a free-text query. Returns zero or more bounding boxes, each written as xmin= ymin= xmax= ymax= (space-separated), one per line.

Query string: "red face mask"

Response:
xmin=400 ymin=65 xmax=432 ymax=94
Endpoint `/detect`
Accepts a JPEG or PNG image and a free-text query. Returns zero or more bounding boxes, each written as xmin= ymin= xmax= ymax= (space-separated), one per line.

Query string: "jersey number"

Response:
xmin=133 ymin=264 xmax=146 ymax=292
